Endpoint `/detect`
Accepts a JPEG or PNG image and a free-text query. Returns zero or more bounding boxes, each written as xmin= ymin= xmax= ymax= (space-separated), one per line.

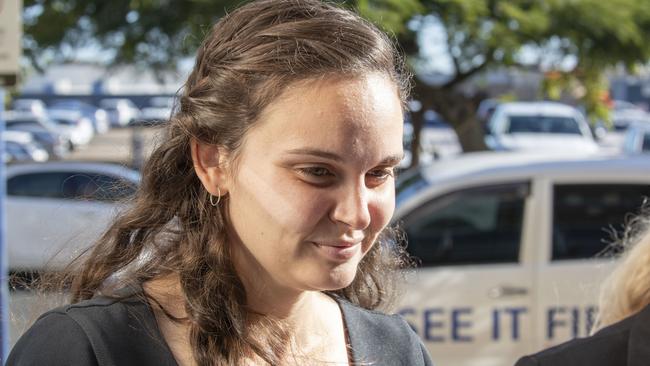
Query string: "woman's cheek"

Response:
xmin=278 ymin=184 xmax=330 ymax=231
xmin=371 ymin=187 xmax=396 ymax=231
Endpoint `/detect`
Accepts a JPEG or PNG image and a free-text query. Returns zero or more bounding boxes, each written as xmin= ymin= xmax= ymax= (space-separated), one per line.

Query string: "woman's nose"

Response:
xmin=329 ymin=183 xmax=371 ymax=230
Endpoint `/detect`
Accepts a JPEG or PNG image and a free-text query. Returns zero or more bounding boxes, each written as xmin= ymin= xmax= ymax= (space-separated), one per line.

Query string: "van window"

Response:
xmin=401 ymin=182 xmax=529 ymax=266
xmin=552 ymin=184 xmax=650 ymax=260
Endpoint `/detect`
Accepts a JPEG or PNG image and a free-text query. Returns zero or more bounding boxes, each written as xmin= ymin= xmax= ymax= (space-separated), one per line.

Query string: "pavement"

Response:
xmin=63 ymin=125 xmax=164 ymax=167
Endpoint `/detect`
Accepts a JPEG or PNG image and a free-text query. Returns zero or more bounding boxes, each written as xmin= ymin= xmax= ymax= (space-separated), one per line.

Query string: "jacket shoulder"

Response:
xmin=10 ymin=295 xmax=175 ymax=366
xmin=7 ymin=310 xmax=99 ymax=366
xmin=339 ymin=300 xmax=433 ymax=366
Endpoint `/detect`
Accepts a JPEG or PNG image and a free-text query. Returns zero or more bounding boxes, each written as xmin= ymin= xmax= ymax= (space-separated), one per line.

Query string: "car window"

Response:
xmin=7 ymin=172 xmax=137 ymax=202
xmin=552 ymin=184 xmax=650 ymax=260
xmin=507 ymin=116 xmax=582 ymax=135
xmin=401 ymin=182 xmax=529 ymax=266
xmin=5 ymin=120 xmax=37 ymax=127
xmin=50 ymin=118 xmax=77 ymax=126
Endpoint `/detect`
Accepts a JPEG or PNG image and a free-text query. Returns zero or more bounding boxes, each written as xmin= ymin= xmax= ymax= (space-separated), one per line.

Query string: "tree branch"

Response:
xmin=443 ymin=52 xmax=492 ymax=90
xmin=445 ymin=29 xmax=461 ymax=77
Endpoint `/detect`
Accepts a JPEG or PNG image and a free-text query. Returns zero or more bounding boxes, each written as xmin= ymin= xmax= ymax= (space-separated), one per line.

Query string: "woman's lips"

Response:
xmin=311 ymin=241 xmax=361 ymax=261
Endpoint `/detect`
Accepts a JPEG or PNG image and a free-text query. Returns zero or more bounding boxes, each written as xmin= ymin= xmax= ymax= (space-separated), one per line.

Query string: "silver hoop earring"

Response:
xmin=210 ymin=187 xmax=221 ymax=206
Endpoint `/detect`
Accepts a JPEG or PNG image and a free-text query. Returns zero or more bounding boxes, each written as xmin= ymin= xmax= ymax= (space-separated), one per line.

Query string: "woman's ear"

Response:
xmin=190 ymin=138 xmax=230 ymax=196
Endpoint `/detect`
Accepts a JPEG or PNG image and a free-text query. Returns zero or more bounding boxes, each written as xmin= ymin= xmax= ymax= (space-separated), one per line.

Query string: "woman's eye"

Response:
xmin=297 ymin=167 xmax=334 ymax=178
xmin=367 ymin=168 xmax=394 ymax=182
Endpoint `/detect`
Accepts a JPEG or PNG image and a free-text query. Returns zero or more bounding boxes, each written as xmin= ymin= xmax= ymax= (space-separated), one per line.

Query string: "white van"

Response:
xmin=394 ymin=152 xmax=650 ymax=366
xmin=485 ymin=102 xmax=599 ymax=154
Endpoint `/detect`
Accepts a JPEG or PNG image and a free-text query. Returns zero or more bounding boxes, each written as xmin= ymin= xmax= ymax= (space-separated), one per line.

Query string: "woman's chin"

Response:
xmin=312 ymin=264 xmax=359 ymax=291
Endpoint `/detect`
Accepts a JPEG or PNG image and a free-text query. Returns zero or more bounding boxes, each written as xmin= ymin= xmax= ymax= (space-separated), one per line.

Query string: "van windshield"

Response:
xmin=507 ymin=115 xmax=582 ymax=135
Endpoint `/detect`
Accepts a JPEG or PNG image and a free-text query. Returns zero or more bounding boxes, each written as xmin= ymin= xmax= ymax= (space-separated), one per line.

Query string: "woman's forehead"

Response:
xmin=262 ymin=74 xmax=401 ymax=125
xmin=239 ymin=74 xmax=404 ymax=163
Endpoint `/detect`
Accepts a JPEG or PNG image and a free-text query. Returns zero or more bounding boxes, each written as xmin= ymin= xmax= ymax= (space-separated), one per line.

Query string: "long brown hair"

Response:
xmin=65 ymin=0 xmax=412 ymax=364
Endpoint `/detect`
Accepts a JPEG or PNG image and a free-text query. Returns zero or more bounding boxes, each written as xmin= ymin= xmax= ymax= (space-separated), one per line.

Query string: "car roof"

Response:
xmin=48 ymin=109 xmax=83 ymax=119
xmin=4 ymin=110 xmax=57 ymax=122
xmin=395 ymin=151 xmax=650 ymax=216
xmin=496 ymin=101 xmax=580 ymax=117
xmin=5 ymin=162 xmax=141 ymax=183
xmin=418 ymin=151 xmax=650 ymax=185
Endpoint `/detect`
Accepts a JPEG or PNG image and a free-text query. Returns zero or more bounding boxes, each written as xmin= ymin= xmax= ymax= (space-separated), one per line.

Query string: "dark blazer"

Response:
xmin=515 ymin=303 xmax=650 ymax=366
xmin=7 ymin=291 xmax=433 ymax=366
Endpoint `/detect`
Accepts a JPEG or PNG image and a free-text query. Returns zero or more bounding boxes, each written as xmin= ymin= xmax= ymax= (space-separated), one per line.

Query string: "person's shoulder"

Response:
xmin=59 ymin=292 xmax=147 ymax=324
xmin=514 ymin=312 xmax=637 ymax=366
xmin=7 ymin=306 xmax=100 ymax=365
xmin=337 ymin=299 xmax=433 ymax=366
xmin=9 ymin=292 xmax=174 ymax=366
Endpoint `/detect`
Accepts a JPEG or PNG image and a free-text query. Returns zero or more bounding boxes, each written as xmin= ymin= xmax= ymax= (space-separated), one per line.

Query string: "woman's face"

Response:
xmin=225 ymin=73 xmax=404 ymax=295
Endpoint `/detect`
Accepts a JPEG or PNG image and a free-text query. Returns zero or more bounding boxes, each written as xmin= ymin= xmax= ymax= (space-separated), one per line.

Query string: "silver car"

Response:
xmin=6 ymin=162 xmax=140 ymax=272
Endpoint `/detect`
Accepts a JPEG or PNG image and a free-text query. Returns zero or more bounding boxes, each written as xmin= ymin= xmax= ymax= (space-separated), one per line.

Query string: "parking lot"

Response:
xmin=62 ymin=125 xmax=163 ymax=167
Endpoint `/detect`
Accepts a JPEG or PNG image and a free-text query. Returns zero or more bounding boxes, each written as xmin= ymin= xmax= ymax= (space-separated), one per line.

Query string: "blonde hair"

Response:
xmin=592 ymin=212 xmax=650 ymax=331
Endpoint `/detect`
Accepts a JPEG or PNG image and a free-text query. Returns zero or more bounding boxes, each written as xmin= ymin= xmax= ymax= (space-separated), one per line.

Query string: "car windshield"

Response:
xmin=507 ymin=115 xmax=582 ymax=135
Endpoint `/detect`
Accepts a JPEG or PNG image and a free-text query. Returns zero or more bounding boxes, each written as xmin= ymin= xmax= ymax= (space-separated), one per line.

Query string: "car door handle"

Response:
xmin=488 ymin=285 xmax=529 ymax=298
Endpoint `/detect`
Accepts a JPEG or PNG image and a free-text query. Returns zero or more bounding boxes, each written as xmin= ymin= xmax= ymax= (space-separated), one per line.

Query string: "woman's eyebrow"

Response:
xmin=284 ymin=148 xmax=404 ymax=165
xmin=380 ymin=153 xmax=405 ymax=166
xmin=284 ymin=148 xmax=344 ymax=162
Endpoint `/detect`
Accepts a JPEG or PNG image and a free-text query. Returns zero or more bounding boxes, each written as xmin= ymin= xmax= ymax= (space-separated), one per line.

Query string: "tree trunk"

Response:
xmin=430 ymin=88 xmax=489 ymax=152
xmin=407 ymin=80 xmax=489 ymax=169
xmin=408 ymin=82 xmax=436 ymax=169
xmin=409 ymin=108 xmax=424 ymax=168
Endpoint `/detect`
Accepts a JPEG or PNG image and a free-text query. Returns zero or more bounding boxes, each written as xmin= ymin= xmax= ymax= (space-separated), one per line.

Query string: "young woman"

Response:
xmin=8 ymin=1 xmax=432 ymax=365
xmin=515 ymin=214 xmax=650 ymax=365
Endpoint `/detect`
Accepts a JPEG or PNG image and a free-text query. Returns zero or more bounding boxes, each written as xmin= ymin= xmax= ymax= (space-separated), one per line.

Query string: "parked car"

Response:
xmin=4 ymin=112 xmax=71 ymax=159
xmin=48 ymin=109 xmax=95 ymax=148
xmin=12 ymin=99 xmax=48 ymax=118
xmin=486 ymin=102 xmax=599 ymax=154
xmin=135 ymin=96 xmax=174 ymax=126
xmin=394 ymin=151 xmax=650 ymax=366
xmin=403 ymin=111 xmax=461 ymax=166
xmin=99 ymin=98 xmax=140 ymax=127
xmin=3 ymin=131 xmax=49 ymax=163
xmin=49 ymin=99 xmax=110 ymax=134
xmin=6 ymin=162 xmax=141 ymax=272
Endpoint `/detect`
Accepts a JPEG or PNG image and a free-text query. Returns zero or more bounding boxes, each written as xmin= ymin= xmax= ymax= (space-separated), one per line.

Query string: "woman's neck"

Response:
xmin=145 ymin=272 xmax=333 ymax=327
xmin=144 ymin=274 xmax=348 ymax=365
